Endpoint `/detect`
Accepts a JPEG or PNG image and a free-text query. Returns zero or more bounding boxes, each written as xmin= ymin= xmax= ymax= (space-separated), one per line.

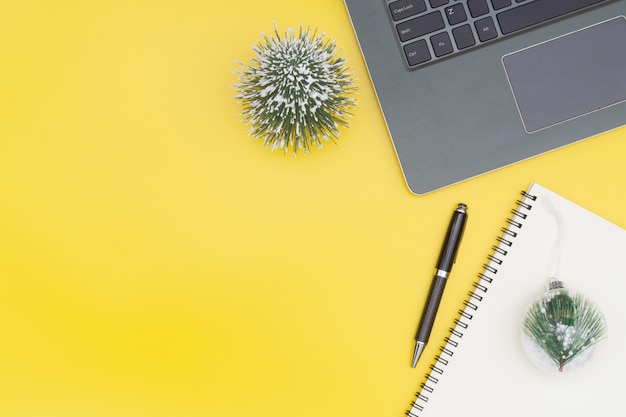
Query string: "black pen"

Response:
xmin=411 ymin=203 xmax=468 ymax=368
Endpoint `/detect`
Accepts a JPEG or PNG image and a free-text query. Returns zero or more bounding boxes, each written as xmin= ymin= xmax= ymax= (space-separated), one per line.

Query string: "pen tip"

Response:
xmin=411 ymin=342 xmax=425 ymax=368
xmin=458 ymin=203 xmax=467 ymax=213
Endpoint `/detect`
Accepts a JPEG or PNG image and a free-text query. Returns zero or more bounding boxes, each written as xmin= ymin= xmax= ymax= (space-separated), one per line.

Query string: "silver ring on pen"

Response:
xmin=435 ymin=269 xmax=449 ymax=279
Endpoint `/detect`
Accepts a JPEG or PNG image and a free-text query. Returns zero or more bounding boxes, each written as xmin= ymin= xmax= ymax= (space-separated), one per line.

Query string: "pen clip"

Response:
xmin=436 ymin=204 xmax=468 ymax=271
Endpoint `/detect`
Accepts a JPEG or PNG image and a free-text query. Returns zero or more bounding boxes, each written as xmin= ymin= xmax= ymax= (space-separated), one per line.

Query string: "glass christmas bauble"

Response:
xmin=520 ymin=280 xmax=607 ymax=373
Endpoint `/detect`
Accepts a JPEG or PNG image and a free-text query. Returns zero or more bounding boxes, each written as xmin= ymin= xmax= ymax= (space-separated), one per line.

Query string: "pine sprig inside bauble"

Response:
xmin=233 ymin=24 xmax=357 ymax=155
xmin=521 ymin=280 xmax=607 ymax=373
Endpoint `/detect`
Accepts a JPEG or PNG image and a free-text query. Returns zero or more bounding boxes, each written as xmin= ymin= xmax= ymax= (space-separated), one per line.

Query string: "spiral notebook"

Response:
xmin=408 ymin=183 xmax=626 ymax=416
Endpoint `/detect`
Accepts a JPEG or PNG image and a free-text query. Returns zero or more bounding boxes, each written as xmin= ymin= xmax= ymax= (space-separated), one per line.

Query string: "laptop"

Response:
xmin=343 ymin=0 xmax=626 ymax=194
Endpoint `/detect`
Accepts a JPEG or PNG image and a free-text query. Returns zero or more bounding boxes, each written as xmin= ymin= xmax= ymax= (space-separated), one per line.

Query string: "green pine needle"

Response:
xmin=233 ymin=24 xmax=357 ymax=155
xmin=522 ymin=289 xmax=607 ymax=372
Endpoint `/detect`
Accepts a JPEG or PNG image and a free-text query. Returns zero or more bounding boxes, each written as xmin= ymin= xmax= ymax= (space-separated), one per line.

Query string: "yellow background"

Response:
xmin=1 ymin=1 xmax=624 ymax=416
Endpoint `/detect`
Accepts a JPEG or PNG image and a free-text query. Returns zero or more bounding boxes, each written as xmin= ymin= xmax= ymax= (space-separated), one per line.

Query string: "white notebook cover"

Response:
xmin=409 ymin=183 xmax=626 ymax=416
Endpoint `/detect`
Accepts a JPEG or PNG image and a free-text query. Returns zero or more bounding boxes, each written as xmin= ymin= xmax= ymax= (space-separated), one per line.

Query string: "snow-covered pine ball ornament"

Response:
xmin=521 ymin=279 xmax=607 ymax=373
xmin=233 ymin=24 xmax=357 ymax=155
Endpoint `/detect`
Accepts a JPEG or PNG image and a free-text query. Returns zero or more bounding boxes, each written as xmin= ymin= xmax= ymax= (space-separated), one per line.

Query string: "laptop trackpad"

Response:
xmin=502 ymin=16 xmax=626 ymax=133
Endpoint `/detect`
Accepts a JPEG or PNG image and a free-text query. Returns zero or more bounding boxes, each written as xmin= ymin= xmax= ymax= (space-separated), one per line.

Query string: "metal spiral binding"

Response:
xmin=406 ymin=190 xmax=537 ymax=417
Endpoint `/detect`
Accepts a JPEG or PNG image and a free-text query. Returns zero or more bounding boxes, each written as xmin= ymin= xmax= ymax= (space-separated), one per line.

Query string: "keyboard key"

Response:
xmin=396 ymin=11 xmax=446 ymax=42
xmin=444 ymin=4 xmax=468 ymax=26
xmin=475 ymin=16 xmax=499 ymax=41
xmin=491 ymin=0 xmax=511 ymax=10
xmin=452 ymin=24 xmax=476 ymax=49
xmin=404 ymin=39 xmax=432 ymax=66
xmin=389 ymin=0 xmax=607 ymax=68
xmin=467 ymin=0 xmax=490 ymax=18
xmin=429 ymin=0 xmax=449 ymax=7
xmin=431 ymin=32 xmax=454 ymax=57
xmin=389 ymin=0 xmax=427 ymax=22
xmin=497 ymin=0 xmax=607 ymax=35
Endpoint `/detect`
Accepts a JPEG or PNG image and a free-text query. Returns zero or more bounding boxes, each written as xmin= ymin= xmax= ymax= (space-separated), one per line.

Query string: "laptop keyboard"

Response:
xmin=388 ymin=0 xmax=609 ymax=68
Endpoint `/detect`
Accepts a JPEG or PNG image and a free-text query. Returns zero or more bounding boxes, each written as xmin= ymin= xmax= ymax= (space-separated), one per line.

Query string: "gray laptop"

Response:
xmin=343 ymin=0 xmax=626 ymax=194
